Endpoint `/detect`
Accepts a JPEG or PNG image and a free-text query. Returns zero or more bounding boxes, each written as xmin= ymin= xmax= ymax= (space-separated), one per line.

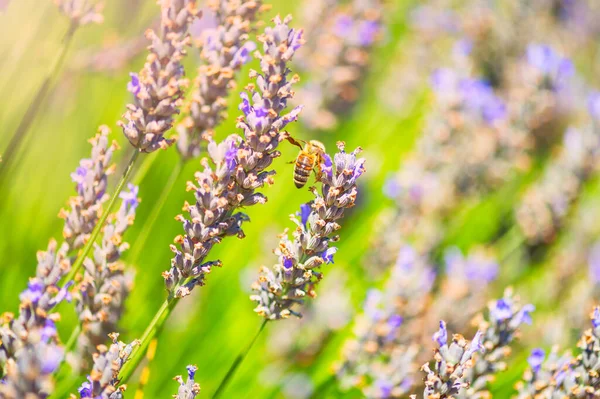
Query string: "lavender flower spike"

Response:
xmin=54 ymin=0 xmax=104 ymax=26
xmin=73 ymin=184 xmax=140 ymax=365
xmin=173 ymin=365 xmax=201 ymax=399
xmin=0 ymin=127 xmax=119 ymax=395
xmin=0 ymin=321 xmax=64 ymax=398
xmin=251 ymin=142 xmax=365 ymax=319
xmin=119 ymin=0 xmax=201 ymax=152
xmin=74 ymin=333 xmax=139 ymax=399
xmin=176 ymin=0 xmax=263 ymax=160
xmin=417 ymin=325 xmax=483 ymax=399
xmin=163 ymin=15 xmax=304 ymax=298
xmin=458 ymin=289 xmax=535 ymax=398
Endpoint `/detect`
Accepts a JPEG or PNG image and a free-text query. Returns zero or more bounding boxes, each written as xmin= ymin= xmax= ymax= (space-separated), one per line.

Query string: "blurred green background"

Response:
xmin=1 ymin=0 xmax=598 ymax=398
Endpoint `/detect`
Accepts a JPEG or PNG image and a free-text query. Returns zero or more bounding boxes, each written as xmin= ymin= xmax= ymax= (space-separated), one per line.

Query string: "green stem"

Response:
xmin=117 ymin=295 xmax=180 ymax=384
xmin=0 ymin=21 xmax=78 ymax=182
xmin=129 ymin=160 xmax=184 ymax=263
xmin=212 ymin=319 xmax=269 ymax=399
xmin=309 ymin=375 xmax=336 ymax=399
xmin=64 ymin=324 xmax=81 ymax=354
xmin=64 ymin=150 xmax=141 ymax=283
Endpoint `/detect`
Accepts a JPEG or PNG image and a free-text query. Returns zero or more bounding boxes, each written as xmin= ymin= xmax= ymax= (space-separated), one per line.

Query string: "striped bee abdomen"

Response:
xmin=293 ymin=154 xmax=315 ymax=188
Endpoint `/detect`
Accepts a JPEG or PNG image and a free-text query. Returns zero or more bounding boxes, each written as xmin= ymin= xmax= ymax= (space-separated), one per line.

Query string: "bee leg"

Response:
xmin=313 ymin=164 xmax=322 ymax=181
xmin=285 ymin=136 xmax=305 ymax=150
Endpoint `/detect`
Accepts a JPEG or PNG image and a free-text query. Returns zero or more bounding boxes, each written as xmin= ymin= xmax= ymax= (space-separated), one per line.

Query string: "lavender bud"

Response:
xmin=72 ymin=184 xmax=139 ymax=367
xmin=74 ymin=333 xmax=138 ymax=399
xmin=60 ymin=127 xmax=117 ymax=250
xmin=119 ymin=0 xmax=201 ymax=152
xmin=251 ymin=143 xmax=365 ymax=320
xmin=173 ymin=365 xmax=200 ymax=399
xmin=420 ymin=327 xmax=483 ymax=398
xmin=164 ymin=15 xmax=304 ymax=298
xmin=458 ymin=289 xmax=534 ymax=398
xmin=176 ymin=0 xmax=263 ymax=160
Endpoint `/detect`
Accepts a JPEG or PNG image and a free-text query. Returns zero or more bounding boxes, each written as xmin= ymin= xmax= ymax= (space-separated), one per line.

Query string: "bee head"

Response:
xmin=308 ymin=140 xmax=326 ymax=154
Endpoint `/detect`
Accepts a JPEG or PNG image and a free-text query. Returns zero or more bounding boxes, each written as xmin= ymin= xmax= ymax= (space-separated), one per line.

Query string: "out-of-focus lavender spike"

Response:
xmin=250 ymin=142 xmax=365 ymax=319
xmin=336 ymin=245 xmax=434 ymax=398
xmin=0 ymin=127 xmax=126 ymax=395
xmin=515 ymin=347 xmax=573 ymax=399
xmin=515 ymin=307 xmax=600 ymax=398
xmin=74 ymin=333 xmax=138 ymax=399
xmin=294 ymin=0 xmax=382 ymax=130
xmin=176 ymin=0 xmax=263 ymax=160
xmin=173 ymin=365 xmax=201 ymax=399
xmin=73 ymin=184 xmax=140 ymax=365
xmin=60 ymin=127 xmax=117 ymax=250
xmin=457 ymin=290 xmax=535 ymax=398
xmin=516 ymin=123 xmax=600 ymax=245
xmin=119 ymin=0 xmax=201 ymax=152
xmin=417 ymin=322 xmax=484 ymax=399
xmin=0 ymin=321 xmax=64 ymax=398
xmin=427 ymin=247 xmax=498 ymax=334
xmin=163 ymin=15 xmax=304 ymax=298
xmin=54 ymin=0 xmax=104 ymax=26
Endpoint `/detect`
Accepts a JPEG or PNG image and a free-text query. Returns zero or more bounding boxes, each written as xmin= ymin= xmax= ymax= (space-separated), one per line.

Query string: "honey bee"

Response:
xmin=286 ymin=137 xmax=326 ymax=188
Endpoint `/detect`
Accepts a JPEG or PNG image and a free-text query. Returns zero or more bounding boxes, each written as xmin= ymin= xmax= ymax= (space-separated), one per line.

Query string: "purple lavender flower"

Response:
xmin=126 ymin=72 xmax=141 ymax=95
xmin=526 ymin=43 xmax=574 ymax=89
xmin=421 ymin=325 xmax=484 ymax=398
xmin=433 ymin=321 xmax=448 ymax=346
xmin=358 ymin=20 xmax=380 ymax=46
xmin=164 ymin=15 xmax=304 ymax=298
xmin=174 ymin=365 xmax=200 ymax=399
xmin=176 ymin=0 xmax=263 ymax=160
xmin=73 ymin=182 xmax=139 ymax=367
xmin=251 ymin=143 xmax=365 ymax=319
xmin=588 ymin=91 xmax=600 ymax=121
xmin=75 ymin=334 xmax=138 ymax=398
xmin=118 ymin=183 xmax=139 ymax=210
xmin=528 ymin=348 xmax=545 ymax=373
xmin=119 ymin=0 xmax=200 ymax=152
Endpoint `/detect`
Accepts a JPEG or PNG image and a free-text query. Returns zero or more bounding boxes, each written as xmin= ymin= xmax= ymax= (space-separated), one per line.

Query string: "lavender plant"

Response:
xmin=115 ymin=14 xmax=304 ymax=386
xmin=128 ymin=0 xmax=264 ymax=265
xmin=516 ymin=122 xmax=600 ymax=245
xmin=515 ymin=307 xmax=600 ymax=398
xmin=336 ymin=245 xmax=435 ymax=398
xmin=294 ymin=0 xmax=382 ymax=130
xmin=173 ymin=365 xmax=200 ymax=399
xmin=0 ymin=127 xmax=119 ymax=397
xmin=250 ymin=142 xmax=365 ymax=319
xmin=176 ymin=0 xmax=263 ymax=160
xmin=72 ymin=183 xmax=139 ymax=365
xmin=163 ymin=15 xmax=304 ymax=298
xmin=74 ymin=333 xmax=138 ymax=399
xmin=64 ymin=0 xmax=201 ymax=285
xmin=119 ymin=0 xmax=200 ymax=152
xmin=417 ymin=322 xmax=484 ymax=399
